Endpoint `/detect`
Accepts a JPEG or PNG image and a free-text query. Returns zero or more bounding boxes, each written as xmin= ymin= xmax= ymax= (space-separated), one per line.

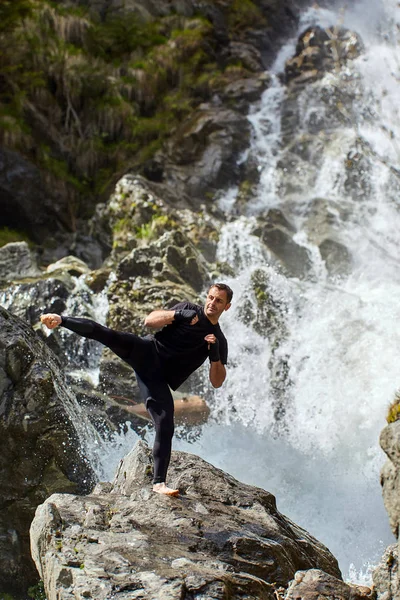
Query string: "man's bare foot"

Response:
xmin=153 ymin=482 xmax=179 ymax=497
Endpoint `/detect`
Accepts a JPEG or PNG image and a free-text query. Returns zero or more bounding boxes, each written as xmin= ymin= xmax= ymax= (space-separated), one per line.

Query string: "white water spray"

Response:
xmin=174 ymin=0 xmax=400 ymax=583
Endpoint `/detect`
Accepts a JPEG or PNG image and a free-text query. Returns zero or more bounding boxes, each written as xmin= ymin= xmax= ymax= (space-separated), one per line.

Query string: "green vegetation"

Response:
xmin=0 ymin=227 xmax=31 ymax=247
xmin=1 ymin=1 xmax=257 ymax=227
xmin=27 ymin=580 xmax=46 ymax=600
xmin=387 ymin=390 xmax=400 ymax=423
xmin=136 ymin=214 xmax=177 ymax=240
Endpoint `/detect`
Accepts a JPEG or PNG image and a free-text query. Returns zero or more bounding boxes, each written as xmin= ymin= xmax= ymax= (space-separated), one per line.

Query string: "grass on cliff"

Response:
xmin=387 ymin=390 xmax=400 ymax=423
xmin=0 ymin=0 xmax=256 ymax=227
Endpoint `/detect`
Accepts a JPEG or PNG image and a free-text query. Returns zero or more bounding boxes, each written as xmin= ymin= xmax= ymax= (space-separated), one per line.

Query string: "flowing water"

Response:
xmin=99 ymin=0 xmax=400 ymax=584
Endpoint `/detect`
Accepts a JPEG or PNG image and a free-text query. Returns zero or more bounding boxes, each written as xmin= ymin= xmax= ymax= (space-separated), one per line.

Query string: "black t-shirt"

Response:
xmin=153 ymin=301 xmax=228 ymax=390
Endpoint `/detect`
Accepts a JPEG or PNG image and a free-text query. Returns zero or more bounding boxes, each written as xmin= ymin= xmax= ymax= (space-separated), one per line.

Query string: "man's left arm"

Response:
xmin=205 ymin=334 xmax=227 ymax=388
xmin=209 ymin=360 xmax=226 ymax=388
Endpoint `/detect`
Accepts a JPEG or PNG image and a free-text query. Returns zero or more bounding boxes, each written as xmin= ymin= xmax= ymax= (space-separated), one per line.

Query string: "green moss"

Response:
xmin=0 ymin=227 xmax=31 ymax=247
xmin=387 ymin=391 xmax=400 ymax=423
xmin=136 ymin=214 xmax=177 ymax=240
xmin=113 ymin=217 xmax=130 ymax=233
xmin=254 ymin=287 xmax=268 ymax=305
xmin=228 ymin=0 xmax=267 ymax=31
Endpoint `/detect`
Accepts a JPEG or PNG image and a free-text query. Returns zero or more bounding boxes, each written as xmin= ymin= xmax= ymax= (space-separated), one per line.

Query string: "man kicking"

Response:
xmin=41 ymin=283 xmax=232 ymax=497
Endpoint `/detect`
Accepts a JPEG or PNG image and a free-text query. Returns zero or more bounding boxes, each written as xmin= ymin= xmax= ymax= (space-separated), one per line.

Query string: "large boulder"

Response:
xmin=31 ymin=440 xmax=341 ymax=600
xmin=0 ymin=306 xmax=97 ymax=597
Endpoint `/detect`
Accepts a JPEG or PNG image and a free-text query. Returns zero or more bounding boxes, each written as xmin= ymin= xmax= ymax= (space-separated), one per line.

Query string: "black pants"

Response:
xmin=61 ymin=317 xmax=174 ymax=484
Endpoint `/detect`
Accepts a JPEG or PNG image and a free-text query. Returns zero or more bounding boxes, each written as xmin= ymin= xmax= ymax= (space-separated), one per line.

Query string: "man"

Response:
xmin=41 ymin=283 xmax=232 ymax=497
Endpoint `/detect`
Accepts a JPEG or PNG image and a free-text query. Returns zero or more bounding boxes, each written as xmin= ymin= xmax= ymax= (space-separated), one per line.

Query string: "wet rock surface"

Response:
xmin=0 ymin=306 xmax=97 ymax=596
xmin=373 ymin=544 xmax=398 ymax=600
xmin=285 ymin=569 xmax=373 ymax=600
xmin=284 ymin=26 xmax=363 ymax=86
xmin=31 ymin=440 xmax=341 ymax=600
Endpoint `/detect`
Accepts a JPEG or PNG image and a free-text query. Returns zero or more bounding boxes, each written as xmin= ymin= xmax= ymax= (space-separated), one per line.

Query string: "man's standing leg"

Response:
xmin=135 ymin=374 xmax=178 ymax=496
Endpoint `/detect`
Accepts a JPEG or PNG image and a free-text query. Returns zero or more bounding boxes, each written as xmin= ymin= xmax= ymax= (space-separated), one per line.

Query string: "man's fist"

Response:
xmin=205 ymin=334 xmax=220 ymax=362
xmin=174 ymin=309 xmax=197 ymax=323
xmin=40 ymin=313 xmax=62 ymax=329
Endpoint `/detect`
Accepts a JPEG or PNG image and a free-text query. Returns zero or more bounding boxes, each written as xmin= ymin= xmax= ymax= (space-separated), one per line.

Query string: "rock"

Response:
xmin=46 ymin=255 xmax=91 ymax=277
xmin=319 ymin=238 xmax=352 ymax=277
xmin=222 ymin=41 xmax=265 ymax=72
xmin=0 ymin=306 xmax=97 ymax=596
xmin=236 ymin=266 xmax=292 ymax=422
xmin=221 ymin=74 xmax=271 ymax=112
xmin=285 ymin=568 xmax=374 ymax=600
xmin=154 ymin=106 xmax=251 ymax=200
xmin=253 ymin=210 xmax=313 ymax=279
xmin=31 ymin=441 xmax=341 ymax=600
xmin=0 ymin=147 xmax=67 ymax=241
xmin=374 ymin=418 xmax=400 ymax=600
xmin=302 ymin=198 xmax=350 ymax=245
xmin=380 ymin=421 xmax=400 ymax=537
xmin=117 ymin=230 xmax=211 ymax=293
xmin=84 ymin=268 xmax=112 ymax=293
xmin=285 ymin=26 xmax=364 ymax=86
xmin=0 ymin=276 xmax=72 ymax=328
xmin=372 ymin=544 xmax=398 ymax=600
xmin=0 ymin=241 xmax=39 ymax=281
xmin=38 ymin=224 xmax=106 ymax=270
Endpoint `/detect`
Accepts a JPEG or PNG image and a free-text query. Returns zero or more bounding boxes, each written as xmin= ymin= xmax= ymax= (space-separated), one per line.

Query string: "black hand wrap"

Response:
xmin=174 ymin=309 xmax=197 ymax=323
xmin=208 ymin=338 xmax=220 ymax=362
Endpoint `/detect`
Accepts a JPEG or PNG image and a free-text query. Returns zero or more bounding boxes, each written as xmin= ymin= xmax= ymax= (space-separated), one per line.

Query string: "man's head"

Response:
xmin=204 ymin=283 xmax=233 ymax=324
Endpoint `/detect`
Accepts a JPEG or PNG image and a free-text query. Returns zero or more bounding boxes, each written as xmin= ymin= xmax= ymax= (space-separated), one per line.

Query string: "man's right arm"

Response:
xmin=145 ymin=308 xmax=198 ymax=328
xmin=144 ymin=310 xmax=175 ymax=328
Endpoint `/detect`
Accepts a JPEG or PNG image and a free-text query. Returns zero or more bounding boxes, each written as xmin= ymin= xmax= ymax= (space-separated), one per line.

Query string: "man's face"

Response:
xmin=204 ymin=286 xmax=231 ymax=323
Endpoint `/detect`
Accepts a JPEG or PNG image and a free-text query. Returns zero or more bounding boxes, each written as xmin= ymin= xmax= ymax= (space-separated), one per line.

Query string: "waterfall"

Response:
xmin=172 ymin=0 xmax=400 ymax=583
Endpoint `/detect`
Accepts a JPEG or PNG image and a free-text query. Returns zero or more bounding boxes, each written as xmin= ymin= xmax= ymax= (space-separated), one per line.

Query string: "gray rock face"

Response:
xmin=380 ymin=421 xmax=400 ymax=538
xmin=31 ymin=441 xmax=341 ymax=600
xmin=253 ymin=210 xmax=313 ymax=279
xmin=373 ymin=544 xmax=398 ymax=600
xmin=285 ymin=569 xmax=373 ymax=600
xmin=0 ymin=241 xmax=39 ymax=281
xmin=374 ymin=422 xmax=400 ymax=600
xmin=156 ymin=107 xmax=252 ymax=200
xmin=0 ymin=306 xmax=97 ymax=596
xmin=118 ymin=230 xmax=210 ymax=293
xmin=0 ymin=147 xmax=66 ymax=240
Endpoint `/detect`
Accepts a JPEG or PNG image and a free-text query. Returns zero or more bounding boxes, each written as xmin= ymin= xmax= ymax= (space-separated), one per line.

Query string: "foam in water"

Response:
xmin=201 ymin=0 xmax=399 ymax=583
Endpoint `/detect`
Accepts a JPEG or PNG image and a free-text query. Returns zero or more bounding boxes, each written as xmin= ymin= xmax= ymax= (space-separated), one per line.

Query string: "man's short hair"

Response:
xmin=210 ymin=283 xmax=233 ymax=303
